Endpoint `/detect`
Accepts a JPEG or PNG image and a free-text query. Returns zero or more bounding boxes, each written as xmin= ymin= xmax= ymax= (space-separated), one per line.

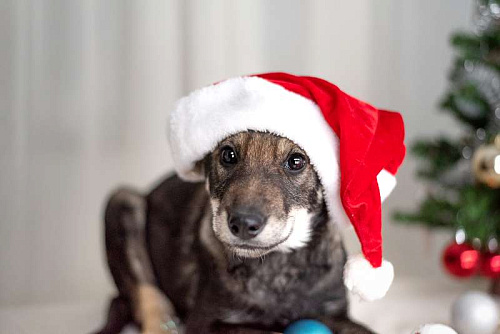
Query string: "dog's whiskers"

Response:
xmin=259 ymin=253 xmax=265 ymax=264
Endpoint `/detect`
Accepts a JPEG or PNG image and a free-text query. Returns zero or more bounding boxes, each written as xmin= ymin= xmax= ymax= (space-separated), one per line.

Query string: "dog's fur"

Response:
xmin=95 ymin=132 xmax=375 ymax=334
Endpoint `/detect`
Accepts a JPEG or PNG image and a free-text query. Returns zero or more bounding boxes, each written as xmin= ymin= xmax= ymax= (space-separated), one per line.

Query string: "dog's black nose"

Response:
xmin=228 ymin=211 xmax=266 ymax=240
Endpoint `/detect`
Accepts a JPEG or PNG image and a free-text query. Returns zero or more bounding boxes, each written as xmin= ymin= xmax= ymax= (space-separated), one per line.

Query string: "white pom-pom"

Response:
xmin=343 ymin=254 xmax=394 ymax=302
xmin=412 ymin=324 xmax=457 ymax=334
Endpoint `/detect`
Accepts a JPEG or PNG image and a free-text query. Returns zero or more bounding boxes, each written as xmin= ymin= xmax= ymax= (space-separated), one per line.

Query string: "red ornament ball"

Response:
xmin=442 ymin=242 xmax=480 ymax=278
xmin=480 ymin=252 xmax=500 ymax=278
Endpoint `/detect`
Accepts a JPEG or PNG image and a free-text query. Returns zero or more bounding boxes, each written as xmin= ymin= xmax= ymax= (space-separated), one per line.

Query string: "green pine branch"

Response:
xmin=394 ymin=185 xmax=500 ymax=246
xmin=440 ymin=83 xmax=491 ymax=129
xmin=394 ymin=195 xmax=457 ymax=229
xmin=451 ymin=32 xmax=482 ymax=60
xmin=411 ymin=138 xmax=463 ymax=179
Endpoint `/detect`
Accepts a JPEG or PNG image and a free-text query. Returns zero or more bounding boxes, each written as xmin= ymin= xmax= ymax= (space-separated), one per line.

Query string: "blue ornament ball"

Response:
xmin=284 ymin=319 xmax=333 ymax=334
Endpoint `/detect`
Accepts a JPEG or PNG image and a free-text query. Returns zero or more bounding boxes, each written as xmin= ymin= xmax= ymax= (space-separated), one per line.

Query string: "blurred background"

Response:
xmin=0 ymin=0 xmax=493 ymax=333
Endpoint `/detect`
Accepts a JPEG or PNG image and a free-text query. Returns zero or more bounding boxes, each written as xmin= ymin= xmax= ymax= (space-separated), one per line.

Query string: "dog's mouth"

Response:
xmin=223 ymin=226 xmax=294 ymax=258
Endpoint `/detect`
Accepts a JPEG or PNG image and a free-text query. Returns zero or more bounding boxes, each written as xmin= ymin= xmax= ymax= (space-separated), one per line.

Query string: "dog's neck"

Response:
xmin=198 ymin=206 xmax=347 ymax=321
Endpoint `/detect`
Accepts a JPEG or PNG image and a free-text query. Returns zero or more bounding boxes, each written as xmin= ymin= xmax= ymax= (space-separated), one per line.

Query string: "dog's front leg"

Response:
xmin=98 ymin=188 xmax=177 ymax=334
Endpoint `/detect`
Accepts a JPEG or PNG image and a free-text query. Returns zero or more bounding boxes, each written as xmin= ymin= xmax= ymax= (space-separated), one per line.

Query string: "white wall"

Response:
xmin=0 ymin=0 xmax=475 ymax=306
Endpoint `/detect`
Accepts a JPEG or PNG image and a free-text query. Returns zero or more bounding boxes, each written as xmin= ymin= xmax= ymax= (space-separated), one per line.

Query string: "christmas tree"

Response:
xmin=394 ymin=0 xmax=500 ymax=291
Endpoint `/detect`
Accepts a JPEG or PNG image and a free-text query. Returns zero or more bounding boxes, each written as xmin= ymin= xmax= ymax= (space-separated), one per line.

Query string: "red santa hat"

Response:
xmin=169 ymin=72 xmax=405 ymax=301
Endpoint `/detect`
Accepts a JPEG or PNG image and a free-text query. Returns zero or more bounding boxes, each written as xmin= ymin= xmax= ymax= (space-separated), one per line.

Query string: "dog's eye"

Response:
xmin=220 ymin=146 xmax=238 ymax=166
xmin=285 ymin=153 xmax=307 ymax=172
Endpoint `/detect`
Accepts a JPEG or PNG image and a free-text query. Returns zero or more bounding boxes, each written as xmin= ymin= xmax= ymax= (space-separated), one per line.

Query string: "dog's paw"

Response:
xmin=137 ymin=284 xmax=180 ymax=334
xmin=142 ymin=320 xmax=181 ymax=334
xmin=141 ymin=316 xmax=181 ymax=334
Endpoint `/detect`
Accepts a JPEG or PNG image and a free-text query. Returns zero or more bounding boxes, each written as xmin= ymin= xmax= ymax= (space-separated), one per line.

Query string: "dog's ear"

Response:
xmin=193 ymin=159 xmax=205 ymax=177
xmin=193 ymin=155 xmax=211 ymax=179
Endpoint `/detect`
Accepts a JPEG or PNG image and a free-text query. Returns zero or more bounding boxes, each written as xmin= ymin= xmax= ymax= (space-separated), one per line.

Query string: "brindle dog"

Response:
xmin=95 ymin=131 xmax=375 ymax=334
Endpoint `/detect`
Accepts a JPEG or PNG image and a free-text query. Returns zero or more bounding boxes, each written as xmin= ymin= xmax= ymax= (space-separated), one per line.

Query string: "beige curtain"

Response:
xmin=0 ymin=0 xmax=472 ymax=305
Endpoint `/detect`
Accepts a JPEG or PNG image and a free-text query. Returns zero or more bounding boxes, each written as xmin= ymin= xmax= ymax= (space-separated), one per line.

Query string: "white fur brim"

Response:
xmin=412 ymin=325 xmax=457 ymax=334
xmin=377 ymin=169 xmax=396 ymax=202
xmin=169 ymin=76 xmax=396 ymax=227
xmin=344 ymin=254 xmax=394 ymax=302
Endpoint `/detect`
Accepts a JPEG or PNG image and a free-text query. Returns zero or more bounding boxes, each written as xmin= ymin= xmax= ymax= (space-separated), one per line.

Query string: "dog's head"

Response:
xmin=199 ymin=131 xmax=326 ymax=258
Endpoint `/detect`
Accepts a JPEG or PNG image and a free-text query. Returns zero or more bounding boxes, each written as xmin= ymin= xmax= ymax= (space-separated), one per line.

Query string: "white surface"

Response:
xmin=0 ymin=278 xmax=490 ymax=334
xmin=349 ymin=277 xmax=489 ymax=334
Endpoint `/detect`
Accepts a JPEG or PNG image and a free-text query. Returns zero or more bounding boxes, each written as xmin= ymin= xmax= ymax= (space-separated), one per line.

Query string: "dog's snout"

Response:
xmin=228 ymin=211 xmax=266 ymax=240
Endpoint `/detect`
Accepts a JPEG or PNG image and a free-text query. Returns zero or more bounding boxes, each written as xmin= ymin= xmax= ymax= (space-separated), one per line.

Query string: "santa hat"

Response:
xmin=169 ymin=72 xmax=405 ymax=301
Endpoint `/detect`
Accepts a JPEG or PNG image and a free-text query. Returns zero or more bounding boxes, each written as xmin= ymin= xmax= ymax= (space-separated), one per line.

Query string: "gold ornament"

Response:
xmin=472 ymin=135 xmax=500 ymax=188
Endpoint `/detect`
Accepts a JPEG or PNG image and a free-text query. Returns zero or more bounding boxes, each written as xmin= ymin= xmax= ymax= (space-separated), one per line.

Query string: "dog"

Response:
xmin=95 ymin=131 xmax=375 ymax=334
